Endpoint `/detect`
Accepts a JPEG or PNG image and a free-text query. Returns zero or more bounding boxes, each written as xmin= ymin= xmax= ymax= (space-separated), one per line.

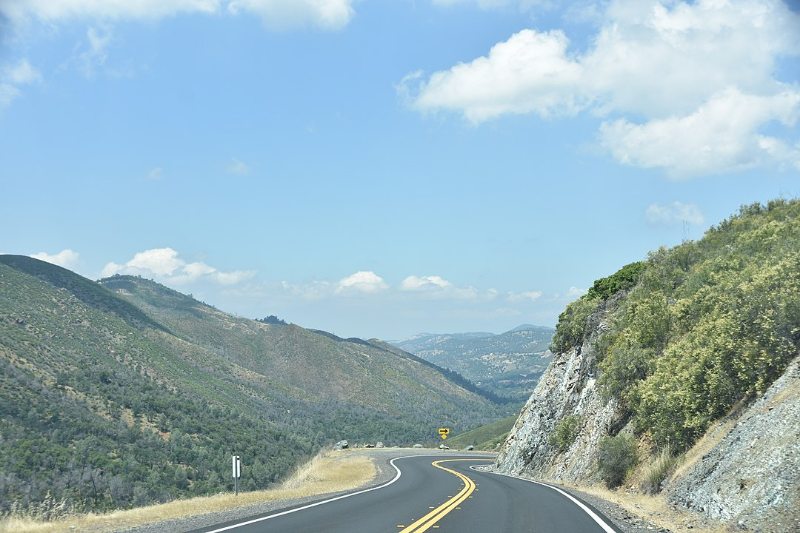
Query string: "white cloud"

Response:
xmin=401 ymin=275 xmax=453 ymax=291
xmin=409 ymin=29 xmax=585 ymax=122
xmin=0 ymin=0 xmax=355 ymax=30
xmin=405 ymin=0 xmax=800 ymax=176
xmin=645 ymin=202 xmax=705 ymax=226
xmin=0 ymin=0 xmax=221 ymax=23
xmin=227 ymin=0 xmax=355 ymax=30
xmin=600 ymin=89 xmax=800 ymax=177
xmin=336 ymin=271 xmax=389 ymax=294
xmin=74 ymin=25 xmax=113 ymax=77
xmin=506 ymin=289 xmax=542 ymax=302
xmin=0 ymin=59 xmax=41 ymax=108
xmin=566 ymin=286 xmax=586 ymax=299
xmin=227 ymin=158 xmax=250 ymax=175
xmin=280 ymin=280 xmax=334 ymax=300
xmin=101 ymin=248 xmax=255 ymax=285
xmin=399 ymin=274 xmax=488 ymax=300
xmin=432 ymin=0 xmax=553 ymax=9
xmin=30 ymin=249 xmax=79 ymax=269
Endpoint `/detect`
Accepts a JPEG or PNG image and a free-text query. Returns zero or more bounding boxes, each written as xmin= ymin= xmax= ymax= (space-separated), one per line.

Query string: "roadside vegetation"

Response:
xmin=0 ymin=451 xmax=374 ymax=533
xmin=548 ymin=415 xmax=581 ymax=453
xmin=550 ymin=200 xmax=800 ymax=470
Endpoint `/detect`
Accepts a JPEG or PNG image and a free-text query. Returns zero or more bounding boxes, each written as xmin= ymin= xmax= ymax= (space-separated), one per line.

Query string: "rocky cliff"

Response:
xmin=495 ymin=295 xmax=625 ymax=482
xmin=494 ymin=199 xmax=800 ymax=533
xmin=665 ymin=354 xmax=800 ymax=532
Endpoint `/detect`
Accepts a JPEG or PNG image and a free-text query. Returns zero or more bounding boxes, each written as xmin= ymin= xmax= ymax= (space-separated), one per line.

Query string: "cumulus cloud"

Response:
xmin=600 ymin=89 xmax=800 ymax=177
xmin=30 ymin=249 xmax=80 ymax=269
xmin=410 ymin=29 xmax=585 ymax=122
xmin=0 ymin=59 xmax=41 ymax=108
xmin=227 ymin=0 xmax=355 ymax=30
xmin=645 ymin=202 xmax=705 ymax=226
xmin=405 ymin=0 xmax=800 ymax=176
xmin=401 ymin=275 xmax=452 ymax=291
xmin=399 ymin=274 xmax=489 ymax=300
xmin=336 ymin=271 xmax=389 ymax=294
xmin=101 ymin=248 xmax=254 ymax=285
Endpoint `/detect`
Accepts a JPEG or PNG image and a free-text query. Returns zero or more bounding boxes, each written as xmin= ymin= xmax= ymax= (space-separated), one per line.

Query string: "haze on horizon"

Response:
xmin=1 ymin=0 xmax=798 ymax=339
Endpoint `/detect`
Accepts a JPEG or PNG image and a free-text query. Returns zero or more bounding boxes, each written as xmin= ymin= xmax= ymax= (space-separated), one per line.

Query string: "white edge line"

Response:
xmin=205 ymin=453 xmax=493 ymax=533
xmin=471 ymin=467 xmax=617 ymax=533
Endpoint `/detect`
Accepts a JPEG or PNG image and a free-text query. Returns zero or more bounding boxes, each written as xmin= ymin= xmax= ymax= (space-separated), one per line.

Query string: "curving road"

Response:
xmin=192 ymin=454 xmax=621 ymax=533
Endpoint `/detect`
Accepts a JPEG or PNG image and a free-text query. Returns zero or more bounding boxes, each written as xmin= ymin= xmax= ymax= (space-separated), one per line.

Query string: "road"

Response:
xmin=192 ymin=453 xmax=620 ymax=533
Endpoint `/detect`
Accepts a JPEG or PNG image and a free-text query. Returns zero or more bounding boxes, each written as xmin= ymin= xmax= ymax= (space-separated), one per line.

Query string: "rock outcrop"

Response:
xmin=665 ymin=355 xmax=800 ymax=532
xmin=495 ymin=296 xmax=625 ymax=482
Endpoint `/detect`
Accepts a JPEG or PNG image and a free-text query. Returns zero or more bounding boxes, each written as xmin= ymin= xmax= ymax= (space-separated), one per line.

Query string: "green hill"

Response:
xmin=445 ymin=415 xmax=517 ymax=451
xmin=0 ymin=257 xmax=506 ymax=514
xmin=551 ymin=199 xmax=800 ymax=451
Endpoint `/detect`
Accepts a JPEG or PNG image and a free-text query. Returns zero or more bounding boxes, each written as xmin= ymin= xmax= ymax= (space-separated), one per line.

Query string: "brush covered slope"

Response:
xmin=392 ymin=325 xmax=554 ymax=400
xmin=0 ymin=256 xmax=505 ymax=515
xmin=496 ymin=200 xmax=800 ymax=531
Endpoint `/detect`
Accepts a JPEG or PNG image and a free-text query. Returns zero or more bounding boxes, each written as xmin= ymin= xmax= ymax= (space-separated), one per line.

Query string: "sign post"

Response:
xmin=232 ymin=455 xmax=241 ymax=495
xmin=438 ymin=427 xmax=450 ymax=440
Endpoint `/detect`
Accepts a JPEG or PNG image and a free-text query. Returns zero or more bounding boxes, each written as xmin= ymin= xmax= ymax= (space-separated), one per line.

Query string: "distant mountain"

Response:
xmin=391 ymin=325 xmax=554 ymax=400
xmin=0 ymin=256 xmax=506 ymax=514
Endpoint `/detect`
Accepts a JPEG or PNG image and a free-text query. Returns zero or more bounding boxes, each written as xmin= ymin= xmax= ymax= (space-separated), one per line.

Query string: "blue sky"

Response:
xmin=1 ymin=0 xmax=799 ymax=339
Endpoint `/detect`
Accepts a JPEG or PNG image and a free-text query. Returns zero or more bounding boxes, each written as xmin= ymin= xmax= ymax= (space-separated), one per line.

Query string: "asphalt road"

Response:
xmin=193 ymin=454 xmax=621 ymax=533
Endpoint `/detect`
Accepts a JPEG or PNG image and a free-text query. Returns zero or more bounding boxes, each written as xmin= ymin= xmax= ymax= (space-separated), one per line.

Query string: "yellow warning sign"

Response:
xmin=438 ymin=427 xmax=450 ymax=440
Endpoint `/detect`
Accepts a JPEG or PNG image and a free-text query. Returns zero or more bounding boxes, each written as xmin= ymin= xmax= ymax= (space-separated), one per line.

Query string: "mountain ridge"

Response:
xmin=0 ymin=257 xmax=506 ymax=514
xmin=391 ymin=324 xmax=554 ymax=400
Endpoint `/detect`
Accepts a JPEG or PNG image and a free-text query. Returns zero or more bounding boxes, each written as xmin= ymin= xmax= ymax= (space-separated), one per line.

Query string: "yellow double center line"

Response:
xmin=399 ymin=459 xmax=483 ymax=533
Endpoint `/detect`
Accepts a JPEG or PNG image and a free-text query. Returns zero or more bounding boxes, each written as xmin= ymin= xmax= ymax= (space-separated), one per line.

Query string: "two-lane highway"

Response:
xmin=194 ymin=454 xmax=620 ymax=533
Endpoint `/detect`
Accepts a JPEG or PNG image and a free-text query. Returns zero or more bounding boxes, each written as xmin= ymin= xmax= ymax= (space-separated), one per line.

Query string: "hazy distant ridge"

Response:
xmin=391 ymin=325 xmax=554 ymax=400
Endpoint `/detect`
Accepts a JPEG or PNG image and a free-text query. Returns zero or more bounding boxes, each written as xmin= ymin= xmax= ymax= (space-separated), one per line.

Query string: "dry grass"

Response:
xmin=0 ymin=450 xmax=375 ymax=533
xmin=556 ymin=481 xmax=728 ymax=533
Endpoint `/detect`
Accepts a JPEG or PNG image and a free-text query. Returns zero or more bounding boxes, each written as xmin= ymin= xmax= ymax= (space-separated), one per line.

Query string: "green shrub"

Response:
xmin=587 ymin=262 xmax=646 ymax=300
xmin=548 ymin=415 xmax=581 ymax=452
xmin=597 ymin=434 xmax=638 ymax=488
xmin=550 ymin=296 xmax=599 ymax=354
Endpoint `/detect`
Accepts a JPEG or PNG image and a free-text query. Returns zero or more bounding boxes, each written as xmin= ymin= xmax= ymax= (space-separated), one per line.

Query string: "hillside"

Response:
xmin=392 ymin=325 xmax=554 ymax=400
xmin=0 ymin=257 xmax=505 ymax=515
xmin=445 ymin=415 xmax=517 ymax=451
xmin=496 ymin=199 xmax=800 ymax=531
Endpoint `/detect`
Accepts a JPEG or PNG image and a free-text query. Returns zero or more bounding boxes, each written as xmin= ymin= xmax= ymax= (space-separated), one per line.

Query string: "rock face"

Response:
xmin=665 ymin=355 xmax=800 ymax=532
xmin=495 ymin=297 xmax=625 ymax=482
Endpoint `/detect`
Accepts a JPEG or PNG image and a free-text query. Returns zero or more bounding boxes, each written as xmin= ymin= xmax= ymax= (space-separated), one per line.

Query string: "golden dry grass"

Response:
xmin=0 ymin=450 xmax=375 ymax=533
xmin=555 ymin=481 xmax=728 ymax=533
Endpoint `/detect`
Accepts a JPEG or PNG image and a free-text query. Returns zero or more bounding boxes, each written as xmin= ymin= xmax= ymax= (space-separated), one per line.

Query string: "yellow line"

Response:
xmin=399 ymin=459 xmax=485 ymax=533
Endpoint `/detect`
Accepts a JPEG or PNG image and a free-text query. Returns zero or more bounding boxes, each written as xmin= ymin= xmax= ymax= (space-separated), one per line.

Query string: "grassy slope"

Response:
xmin=0 ymin=257 xmax=504 ymax=515
xmin=445 ymin=415 xmax=517 ymax=450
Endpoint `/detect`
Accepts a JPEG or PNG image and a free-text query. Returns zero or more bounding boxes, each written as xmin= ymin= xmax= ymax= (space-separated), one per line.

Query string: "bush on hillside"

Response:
xmin=597 ymin=434 xmax=638 ymax=488
xmin=548 ymin=415 xmax=581 ymax=452
xmin=550 ymin=296 xmax=599 ymax=354
xmin=587 ymin=200 xmax=800 ymax=451
xmin=587 ymin=261 xmax=646 ymax=301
